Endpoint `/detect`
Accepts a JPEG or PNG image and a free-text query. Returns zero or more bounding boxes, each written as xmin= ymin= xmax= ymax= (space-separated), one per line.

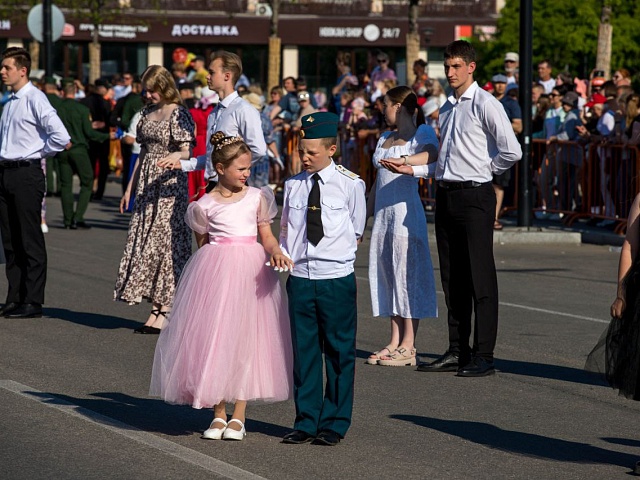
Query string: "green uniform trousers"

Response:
xmin=286 ymin=273 xmax=357 ymax=438
xmin=58 ymin=147 xmax=94 ymax=226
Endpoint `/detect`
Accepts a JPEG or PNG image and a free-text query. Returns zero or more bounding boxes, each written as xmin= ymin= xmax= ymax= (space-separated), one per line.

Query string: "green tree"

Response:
xmin=472 ymin=0 xmax=640 ymax=83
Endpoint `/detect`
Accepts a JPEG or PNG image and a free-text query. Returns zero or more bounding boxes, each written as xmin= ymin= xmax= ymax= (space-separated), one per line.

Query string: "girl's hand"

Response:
xmin=269 ymin=253 xmax=294 ymax=272
xmin=380 ymin=157 xmax=404 ymax=166
xmin=380 ymin=160 xmax=414 ymax=176
xmin=157 ymin=152 xmax=182 ymax=170
xmin=611 ymin=296 xmax=626 ymax=319
xmin=120 ymin=191 xmax=131 ymax=214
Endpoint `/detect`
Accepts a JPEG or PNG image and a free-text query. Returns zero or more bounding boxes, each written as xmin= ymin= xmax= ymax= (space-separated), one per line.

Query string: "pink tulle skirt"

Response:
xmin=149 ymin=236 xmax=293 ymax=408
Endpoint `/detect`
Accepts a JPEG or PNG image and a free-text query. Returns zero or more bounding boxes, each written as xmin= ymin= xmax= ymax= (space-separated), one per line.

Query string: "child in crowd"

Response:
xmin=150 ymin=132 xmax=293 ymax=441
xmin=280 ymin=112 xmax=366 ymax=446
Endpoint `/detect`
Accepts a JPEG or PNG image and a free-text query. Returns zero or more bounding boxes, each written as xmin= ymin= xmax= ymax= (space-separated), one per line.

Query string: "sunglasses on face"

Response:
xmin=377 ymin=59 xmax=387 ymax=64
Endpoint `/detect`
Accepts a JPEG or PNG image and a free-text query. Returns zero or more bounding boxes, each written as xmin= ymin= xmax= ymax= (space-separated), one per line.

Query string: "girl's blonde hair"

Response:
xmin=141 ymin=65 xmax=182 ymax=105
xmin=209 ymin=131 xmax=251 ymax=170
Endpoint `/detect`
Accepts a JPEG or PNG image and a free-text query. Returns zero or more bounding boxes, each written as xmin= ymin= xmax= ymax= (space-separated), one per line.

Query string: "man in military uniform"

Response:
xmin=56 ymin=82 xmax=112 ymax=229
xmin=279 ymin=112 xmax=366 ymax=446
xmin=43 ymin=76 xmax=62 ymax=197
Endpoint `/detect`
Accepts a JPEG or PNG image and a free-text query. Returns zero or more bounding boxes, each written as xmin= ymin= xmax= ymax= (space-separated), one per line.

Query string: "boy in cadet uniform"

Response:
xmin=279 ymin=112 xmax=366 ymax=446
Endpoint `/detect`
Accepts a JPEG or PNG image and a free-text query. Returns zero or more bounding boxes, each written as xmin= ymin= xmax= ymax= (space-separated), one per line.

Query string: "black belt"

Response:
xmin=437 ymin=180 xmax=489 ymax=190
xmin=0 ymin=159 xmax=41 ymax=168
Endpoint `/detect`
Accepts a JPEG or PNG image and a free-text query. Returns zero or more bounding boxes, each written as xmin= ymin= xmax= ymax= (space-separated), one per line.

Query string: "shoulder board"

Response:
xmin=336 ymin=164 xmax=360 ymax=180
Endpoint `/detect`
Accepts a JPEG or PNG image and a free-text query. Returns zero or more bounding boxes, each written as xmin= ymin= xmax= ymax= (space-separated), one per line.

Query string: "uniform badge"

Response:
xmin=306 ymin=116 xmax=314 ymax=123
xmin=336 ymin=164 xmax=360 ymax=180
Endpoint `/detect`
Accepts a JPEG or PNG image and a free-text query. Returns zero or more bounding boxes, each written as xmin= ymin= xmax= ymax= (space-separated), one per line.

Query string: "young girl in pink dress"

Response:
xmin=150 ymin=132 xmax=294 ymax=441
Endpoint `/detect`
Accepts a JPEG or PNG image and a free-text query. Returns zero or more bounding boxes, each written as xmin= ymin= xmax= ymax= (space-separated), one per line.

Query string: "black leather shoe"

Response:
xmin=75 ymin=221 xmax=92 ymax=229
xmin=416 ymin=351 xmax=459 ymax=372
xmin=282 ymin=430 xmax=315 ymax=444
xmin=133 ymin=325 xmax=161 ymax=334
xmin=5 ymin=303 xmax=42 ymax=318
xmin=64 ymin=224 xmax=77 ymax=230
xmin=312 ymin=430 xmax=341 ymax=446
xmin=0 ymin=302 xmax=20 ymax=316
xmin=456 ymin=357 xmax=495 ymax=377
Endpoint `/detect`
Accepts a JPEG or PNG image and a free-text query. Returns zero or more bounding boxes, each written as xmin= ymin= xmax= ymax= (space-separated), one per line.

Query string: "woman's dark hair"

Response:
xmin=385 ymin=85 xmax=426 ymax=126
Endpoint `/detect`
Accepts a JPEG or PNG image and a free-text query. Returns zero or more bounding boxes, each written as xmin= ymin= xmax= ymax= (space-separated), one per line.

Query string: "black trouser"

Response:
xmin=0 ymin=163 xmax=47 ymax=305
xmin=435 ymin=182 xmax=498 ymax=362
xmin=89 ymin=139 xmax=110 ymax=199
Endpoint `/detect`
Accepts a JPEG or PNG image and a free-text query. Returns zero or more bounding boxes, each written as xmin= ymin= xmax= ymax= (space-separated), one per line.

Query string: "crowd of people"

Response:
xmin=2 ymin=41 xmax=640 ymax=469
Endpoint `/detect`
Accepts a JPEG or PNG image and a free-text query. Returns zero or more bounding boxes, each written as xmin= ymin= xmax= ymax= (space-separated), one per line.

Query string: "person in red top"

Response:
xmin=188 ymin=87 xmax=218 ymax=201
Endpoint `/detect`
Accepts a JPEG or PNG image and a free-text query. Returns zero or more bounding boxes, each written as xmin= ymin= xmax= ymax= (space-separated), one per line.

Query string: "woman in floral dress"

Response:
xmin=114 ymin=65 xmax=195 ymax=334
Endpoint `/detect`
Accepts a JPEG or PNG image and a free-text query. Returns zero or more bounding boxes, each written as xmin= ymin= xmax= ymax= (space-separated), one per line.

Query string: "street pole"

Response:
xmin=43 ymin=0 xmax=53 ymax=77
xmin=517 ymin=0 xmax=532 ymax=227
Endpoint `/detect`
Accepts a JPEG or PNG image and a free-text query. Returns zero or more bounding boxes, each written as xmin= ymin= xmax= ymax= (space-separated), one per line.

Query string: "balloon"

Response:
xmin=184 ymin=52 xmax=196 ymax=67
xmin=172 ymin=48 xmax=188 ymax=64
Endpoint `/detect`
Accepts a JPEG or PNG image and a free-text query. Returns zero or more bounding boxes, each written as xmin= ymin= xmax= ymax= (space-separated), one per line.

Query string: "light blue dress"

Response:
xmin=369 ymin=124 xmax=438 ymax=319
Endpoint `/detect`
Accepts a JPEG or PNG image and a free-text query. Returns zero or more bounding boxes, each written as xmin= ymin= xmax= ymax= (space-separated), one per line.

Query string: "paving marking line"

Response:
xmin=0 ymin=380 xmax=265 ymax=480
xmin=355 ymin=276 xmax=608 ymax=324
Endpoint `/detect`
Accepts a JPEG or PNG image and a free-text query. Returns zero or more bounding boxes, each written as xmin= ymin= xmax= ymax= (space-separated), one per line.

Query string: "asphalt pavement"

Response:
xmin=0 ymin=178 xmax=637 ymax=480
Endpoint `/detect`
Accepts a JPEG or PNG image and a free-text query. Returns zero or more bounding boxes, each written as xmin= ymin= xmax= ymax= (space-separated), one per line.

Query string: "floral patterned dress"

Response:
xmin=114 ymin=104 xmax=195 ymax=306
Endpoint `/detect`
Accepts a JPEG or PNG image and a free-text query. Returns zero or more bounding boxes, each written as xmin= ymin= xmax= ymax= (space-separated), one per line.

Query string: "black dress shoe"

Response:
xmin=312 ymin=430 xmax=341 ymax=446
xmin=282 ymin=430 xmax=315 ymax=444
xmin=416 ymin=351 xmax=459 ymax=372
xmin=5 ymin=303 xmax=42 ymax=318
xmin=1 ymin=302 xmax=20 ymax=316
xmin=74 ymin=221 xmax=92 ymax=229
xmin=64 ymin=224 xmax=77 ymax=230
xmin=133 ymin=325 xmax=161 ymax=334
xmin=456 ymin=357 xmax=495 ymax=377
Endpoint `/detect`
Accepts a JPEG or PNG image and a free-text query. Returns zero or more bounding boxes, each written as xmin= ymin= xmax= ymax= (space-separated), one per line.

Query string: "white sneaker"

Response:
xmin=222 ymin=419 xmax=246 ymax=441
xmin=41 ymin=223 xmax=49 ymax=233
xmin=202 ymin=417 xmax=227 ymax=440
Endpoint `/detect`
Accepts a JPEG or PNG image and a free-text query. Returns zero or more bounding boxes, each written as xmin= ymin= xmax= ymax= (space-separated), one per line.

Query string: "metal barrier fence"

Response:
xmin=282 ymin=130 xmax=640 ymax=234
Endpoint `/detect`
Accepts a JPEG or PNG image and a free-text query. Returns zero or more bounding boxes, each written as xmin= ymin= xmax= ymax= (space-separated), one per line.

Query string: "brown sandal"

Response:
xmin=493 ymin=220 xmax=503 ymax=231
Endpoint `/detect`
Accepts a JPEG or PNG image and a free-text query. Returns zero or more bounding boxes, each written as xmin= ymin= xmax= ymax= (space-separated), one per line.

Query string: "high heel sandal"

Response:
xmin=202 ymin=417 xmax=228 ymax=440
xmin=378 ymin=347 xmax=417 ymax=367
xmin=365 ymin=346 xmax=395 ymax=365
xmin=133 ymin=309 xmax=166 ymax=334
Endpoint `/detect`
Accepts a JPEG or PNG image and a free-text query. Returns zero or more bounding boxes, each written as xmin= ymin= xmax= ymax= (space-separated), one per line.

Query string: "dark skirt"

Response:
xmin=585 ymin=259 xmax=640 ymax=400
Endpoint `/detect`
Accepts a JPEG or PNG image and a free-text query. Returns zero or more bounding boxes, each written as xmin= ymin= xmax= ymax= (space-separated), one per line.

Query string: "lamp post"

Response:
xmin=43 ymin=0 xmax=53 ymax=77
xmin=517 ymin=0 xmax=533 ymax=227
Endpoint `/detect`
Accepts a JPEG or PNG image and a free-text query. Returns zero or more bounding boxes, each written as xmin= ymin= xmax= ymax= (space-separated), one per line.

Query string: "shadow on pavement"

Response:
xmin=391 ymin=414 xmax=638 ymax=469
xmin=26 ymin=390 xmax=288 ymax=438
xmin=497 ymin=358 xmax=607 ymax=387
xmin=601 ymin=437 xmax=640 ymax=448
xmin=45 ymin=308 xmax=141 ymax=330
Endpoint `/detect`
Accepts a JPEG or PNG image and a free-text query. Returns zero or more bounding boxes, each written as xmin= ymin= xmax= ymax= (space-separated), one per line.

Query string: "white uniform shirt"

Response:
xmin=280 ymin=161 xmax=366 ymax=280
xmin=123 ymin=110 xmax=142 ymax=155
xmin=0 ymin=82 xmax=70 ymax=161
xmin=179 ymin=91 xmax=267 ymax=179
xmin=413 ymin=81 xmax=522 ymax=181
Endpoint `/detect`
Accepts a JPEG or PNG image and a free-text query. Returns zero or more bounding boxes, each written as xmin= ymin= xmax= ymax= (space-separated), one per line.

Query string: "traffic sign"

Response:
xmin=27 ymin=4 xmax=65 ymax=43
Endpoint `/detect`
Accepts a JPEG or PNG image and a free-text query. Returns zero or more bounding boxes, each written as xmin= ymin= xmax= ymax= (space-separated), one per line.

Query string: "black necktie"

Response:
xmin=307 ymin=173 xmax=324 ymax=245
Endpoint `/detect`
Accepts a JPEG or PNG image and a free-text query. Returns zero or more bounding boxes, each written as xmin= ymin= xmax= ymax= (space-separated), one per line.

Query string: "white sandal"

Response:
xmin=222 ymin=419 xmax=246 ymax=441
xmin=202 ymin=417 xmax=227 ymax=440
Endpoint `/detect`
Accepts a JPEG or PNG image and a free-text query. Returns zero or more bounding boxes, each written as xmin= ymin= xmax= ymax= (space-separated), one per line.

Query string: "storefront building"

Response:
xmin=0 ymin=0 xmax=497 ymax=91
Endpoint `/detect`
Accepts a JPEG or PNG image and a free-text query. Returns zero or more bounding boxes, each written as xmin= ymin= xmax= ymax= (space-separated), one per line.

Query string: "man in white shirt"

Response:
xmin=537 ymin=59 xmax=556 ymax=94
xmin=158 ymin=51 xmax=268 ymax=188
xmin=0 ymin=47 xmax=70 ymax=318
xmin=414 ymin=41 xmax=522 ymax=377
